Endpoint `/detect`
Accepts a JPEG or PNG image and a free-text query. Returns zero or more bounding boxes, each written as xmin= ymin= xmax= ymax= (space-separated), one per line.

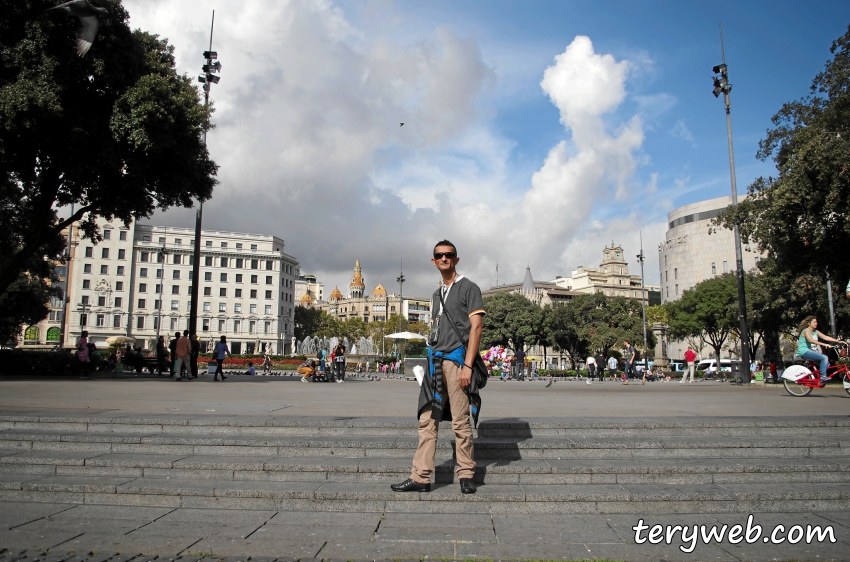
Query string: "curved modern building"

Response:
xmin=659 ymin=195 xmax=764 ymax=359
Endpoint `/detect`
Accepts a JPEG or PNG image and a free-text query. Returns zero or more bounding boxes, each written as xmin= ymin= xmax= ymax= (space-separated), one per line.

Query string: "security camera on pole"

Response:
xmin=712 ymin=24 xmax=750 ymax=385
xmin=189 ymin=11 xmax=221 ymax=338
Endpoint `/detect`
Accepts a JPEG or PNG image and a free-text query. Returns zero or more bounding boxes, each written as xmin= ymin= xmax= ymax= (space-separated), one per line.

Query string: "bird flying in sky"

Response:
xmin=400 ymin=123 xmax=404 ymax=127
xmin=47 ymin=0 xmax=108 ymax=57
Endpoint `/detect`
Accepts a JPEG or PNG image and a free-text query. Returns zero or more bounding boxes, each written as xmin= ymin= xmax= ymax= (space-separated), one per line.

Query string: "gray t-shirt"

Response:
xmin=430 ymin=276 xmax=485 ymax=353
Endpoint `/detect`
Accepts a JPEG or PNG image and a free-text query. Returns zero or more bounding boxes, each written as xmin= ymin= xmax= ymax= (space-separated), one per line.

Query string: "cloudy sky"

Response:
xmin=124 ymin=0 xmax=848 ymax=298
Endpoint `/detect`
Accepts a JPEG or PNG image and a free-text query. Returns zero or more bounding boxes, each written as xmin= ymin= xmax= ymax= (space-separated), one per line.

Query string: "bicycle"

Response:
xmin=782 ymin=342 xmax=850 ymax=397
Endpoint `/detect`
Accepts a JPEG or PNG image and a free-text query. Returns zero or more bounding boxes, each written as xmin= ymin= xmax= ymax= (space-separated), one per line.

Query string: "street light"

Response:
xmin=155 ymin=245 xmax=168 ymax=341
xmin=712 ymin=24 xmax=751 ymax=384
xmin=190 ymin=11 xmax=221 ymax=338
xmin=396 ymin=259 xmax=405 ymax=334
xmin=636 ymin=233 xmax=648 ymax=375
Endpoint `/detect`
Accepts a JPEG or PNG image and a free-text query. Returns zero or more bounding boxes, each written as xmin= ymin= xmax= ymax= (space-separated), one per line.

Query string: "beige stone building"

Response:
xmin=550 ymin=243 xmax=660 ymax=304
xmin=304 ymin=261 xmax=431 ymax=325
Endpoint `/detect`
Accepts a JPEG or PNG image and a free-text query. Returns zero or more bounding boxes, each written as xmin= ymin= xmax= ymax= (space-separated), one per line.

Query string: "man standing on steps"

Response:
xmin=391 ymin=240 xmax=485 ymax=495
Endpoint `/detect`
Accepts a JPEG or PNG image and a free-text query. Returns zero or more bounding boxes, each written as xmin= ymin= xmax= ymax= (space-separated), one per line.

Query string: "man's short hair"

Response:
xmin=434 ymin=239 xmax=457 ymax=254
xmin=183 ymin=330 xmax=189 ymax=336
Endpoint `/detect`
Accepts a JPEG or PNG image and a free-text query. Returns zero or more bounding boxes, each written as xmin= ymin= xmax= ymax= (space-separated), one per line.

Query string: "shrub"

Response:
xmin=0 ymin=350 xmax=78 ymax=376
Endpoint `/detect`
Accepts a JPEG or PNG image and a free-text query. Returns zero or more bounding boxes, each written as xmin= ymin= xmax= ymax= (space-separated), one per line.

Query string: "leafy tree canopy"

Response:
xmin=667 ymin=274 xmax=739 ymax=360
xmin=0 ymin=0 xmax=217 ymax=304
xmin=480 ymin=292 xmax=543 ymax=350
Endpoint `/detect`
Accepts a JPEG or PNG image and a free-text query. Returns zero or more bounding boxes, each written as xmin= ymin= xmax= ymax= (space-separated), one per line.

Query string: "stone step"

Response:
xmin=0 ymin=430 xmax=846 ymax=461
xmin=2 ymin=450 xmax=849 ymax=485
xmin=1 ymin=472 xmax=848 ymax=514
xmin=2 ymin=415 xmax=849 ymax=439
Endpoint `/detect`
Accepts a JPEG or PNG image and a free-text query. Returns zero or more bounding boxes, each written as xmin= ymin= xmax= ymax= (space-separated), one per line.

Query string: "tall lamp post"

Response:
xmin=396 ymin=259 xmax=405 ymax=334
xmin=59 ymin=203 xmax=75 ymax=349
xmin=155 ymin=245 xmax=168 ymax=341
xmin=636 ymin=233 xmax=648 ymax=374
xmin=713 ymin=24 xmax=750 ymax=384
xmin=190 ymin=11 xmax=221 ymax=337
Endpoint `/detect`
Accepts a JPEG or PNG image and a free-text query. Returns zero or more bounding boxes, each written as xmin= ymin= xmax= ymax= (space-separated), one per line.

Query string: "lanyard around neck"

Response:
xmin=437 ymin=273 xmax=463 ymax=317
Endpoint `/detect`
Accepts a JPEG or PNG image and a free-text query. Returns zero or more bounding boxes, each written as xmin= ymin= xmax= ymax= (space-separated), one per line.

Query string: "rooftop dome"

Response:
xmin=372 ymin=283 xmax=387 ymax=296
xmin=300 ymin=293 xmax=314 ymax=305
xmin=330 ymin=286 xmax=343 ymax=300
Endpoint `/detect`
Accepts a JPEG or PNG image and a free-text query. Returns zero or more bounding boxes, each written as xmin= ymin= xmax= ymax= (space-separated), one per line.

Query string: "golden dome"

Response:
xmin=300 ymin=293 xmax=314 ymax=305
xmin=372 ymin=283 xmax=387 ymax=296
xmin=330 ymin=286 xmax=343 ymax=300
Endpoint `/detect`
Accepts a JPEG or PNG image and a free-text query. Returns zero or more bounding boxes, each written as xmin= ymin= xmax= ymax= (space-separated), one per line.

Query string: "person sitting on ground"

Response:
xmin=298 ymin=358 xmax=317 ymax=382
xmin=245 ymin=362 xmax=256 ymax=376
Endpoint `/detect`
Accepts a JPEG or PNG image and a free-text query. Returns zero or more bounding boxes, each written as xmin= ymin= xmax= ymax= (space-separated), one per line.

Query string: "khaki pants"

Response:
xmin=411 ymin=360 xmax=475 ymax=483
xmin=297 ymin=366 xmax=314 ymax=377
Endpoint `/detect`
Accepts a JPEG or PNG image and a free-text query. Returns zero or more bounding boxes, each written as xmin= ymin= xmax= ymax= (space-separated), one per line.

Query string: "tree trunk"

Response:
xmin=763 ymin=327 xmax=783 ymax=368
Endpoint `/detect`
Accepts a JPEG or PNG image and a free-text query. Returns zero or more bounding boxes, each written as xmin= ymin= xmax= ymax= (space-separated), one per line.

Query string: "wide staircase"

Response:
xmin=1 ymin=413 xmax=848 ymax=515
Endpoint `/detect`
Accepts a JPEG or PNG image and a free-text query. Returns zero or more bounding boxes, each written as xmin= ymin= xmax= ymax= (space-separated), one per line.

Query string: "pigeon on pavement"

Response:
xmin=48 ymin=0 xmax=108 ymax=57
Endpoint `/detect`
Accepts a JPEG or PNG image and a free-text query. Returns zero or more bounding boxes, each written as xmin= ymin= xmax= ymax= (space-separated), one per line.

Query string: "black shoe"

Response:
xmin=390 ymin=478 xmax=430 ymax=493
xmin=460 ymin=478 xmax=476 ymax=494
xmin=221 ymin=375 xmax=228 ymax=380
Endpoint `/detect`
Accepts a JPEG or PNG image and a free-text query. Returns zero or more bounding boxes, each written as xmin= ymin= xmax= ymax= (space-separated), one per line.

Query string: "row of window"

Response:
xmin=137 ymin=252 xmax=279 ymax=272
xmin=79 ymin=313 xmax=276 ymax=334
xmin=85 ymin=247 xmax=127 ymax=260
xmin=101 ymin=230 xmax=128 ymax=241
xmin=140 ymin=236 xmax=258 ymax=251
xmin=137 ymin=284 xmax=277 ymax=299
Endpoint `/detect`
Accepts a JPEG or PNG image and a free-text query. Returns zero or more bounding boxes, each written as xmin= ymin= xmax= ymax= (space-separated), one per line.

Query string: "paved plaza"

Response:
xmin=0 ymin=374 xmax=848 ymax=561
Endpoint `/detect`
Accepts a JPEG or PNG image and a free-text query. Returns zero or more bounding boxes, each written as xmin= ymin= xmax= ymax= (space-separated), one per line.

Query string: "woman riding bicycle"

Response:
xmin=797 ymin=316 xmax=844 ymax=382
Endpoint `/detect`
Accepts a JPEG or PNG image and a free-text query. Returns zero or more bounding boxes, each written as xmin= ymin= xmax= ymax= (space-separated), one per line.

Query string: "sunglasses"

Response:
xmin=433 ymin=252 xmax=457 ymax=260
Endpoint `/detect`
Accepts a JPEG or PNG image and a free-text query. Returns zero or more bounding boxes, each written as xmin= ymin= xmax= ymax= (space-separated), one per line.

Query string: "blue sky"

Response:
xmin=131 ymin=0 xmax=849 ymax=295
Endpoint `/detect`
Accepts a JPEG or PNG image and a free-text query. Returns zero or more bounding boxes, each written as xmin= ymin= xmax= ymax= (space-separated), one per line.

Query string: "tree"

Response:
xmin=294 ymin=306 xmax=338 ymax=340
xmin=480 ymin=293 xmax=542 ymax=351
xmin=545 ymin=300 xmax=588 ymax=366
xmin=716 ymin=26 xmax=850 ymax=285
xmin=0 ymin=0 xmax=217 ymax=302
xmin=646 ymin=304 xmax=668 ymax=325
xmin=0 ymin=175 xmax=65 ymax=342
xmin=667 ymin=275 xmax=738 ymax=360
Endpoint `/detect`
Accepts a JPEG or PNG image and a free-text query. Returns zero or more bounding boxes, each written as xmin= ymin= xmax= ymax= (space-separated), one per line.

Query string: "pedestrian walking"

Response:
xmin=263 ymin=353 xmax=273 ymax=375
xmin=174 ymin=331 xmax=191 ymax=381
xmin=585 ymin=355 xmax=596 ymax=385
xmin=212 ymin=336 xmax=230 ymax=381
xmin=514 ymin=348 xmax=526 ymax=378
xmin=190 ymin=334 xmax=200 ymax=378
xmin=391 ymin=239 xmax=484 ymax=495
xmin=606 ymin=355 xmax=617 ymax=381
xmin=75 ymin=330 xmax=91 ymax=378
xmin=623 ymin=339 xmax=636 ymax=385
xmin=333 ymin=342 xmax=346 ymax=383
xmin=683 ymin=346 xmax=696 ymax=383
xmin=168 ymin=332 xmax=179 ymax=377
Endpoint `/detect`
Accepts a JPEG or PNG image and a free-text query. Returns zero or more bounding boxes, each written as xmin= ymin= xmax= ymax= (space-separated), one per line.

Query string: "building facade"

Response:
xmin=17 ymin=225 xmax=77 ymax=348
xmin=483 ymin=267 xmax=581 ymax=306
xmin=60 ymin=218 xmax=299 ymax=354
xmin=295 ymin=274 xmax=324 ymax=305
xmin=549 ymin=244 xmax=661 ymax=304
xmin=659 ymin=195 xmax=764 ymax=360
xmin=303 ymin=261 xmax=431 ymax=325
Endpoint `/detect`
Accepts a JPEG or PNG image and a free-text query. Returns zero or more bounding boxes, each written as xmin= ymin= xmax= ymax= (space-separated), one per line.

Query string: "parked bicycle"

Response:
xmin=782 ymin=342 xmax=850 ymax=397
